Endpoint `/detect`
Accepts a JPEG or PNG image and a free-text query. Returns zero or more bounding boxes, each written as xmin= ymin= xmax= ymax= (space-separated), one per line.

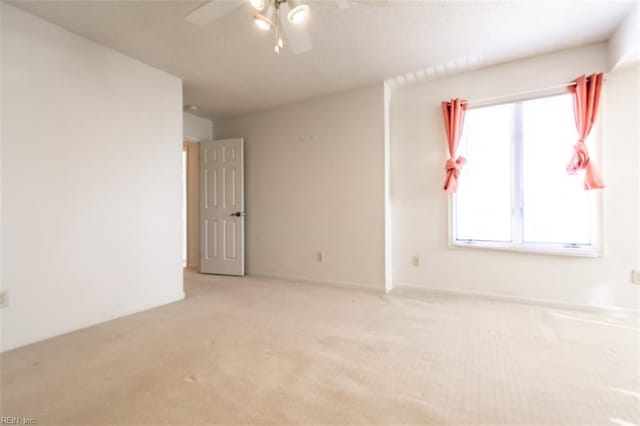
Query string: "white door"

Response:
xmin=200 ymin=138 xmax=245 ymax=276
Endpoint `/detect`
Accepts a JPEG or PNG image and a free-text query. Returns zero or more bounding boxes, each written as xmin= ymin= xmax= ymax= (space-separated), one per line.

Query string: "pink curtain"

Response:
xmin=441 ymin=98 xmax=468 ymax=193
xmin=566 ymin=73 xmax=605 ymax=190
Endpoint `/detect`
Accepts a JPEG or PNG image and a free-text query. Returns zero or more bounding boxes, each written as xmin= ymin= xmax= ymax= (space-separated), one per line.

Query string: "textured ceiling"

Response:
xmin=9 ymin=0 xmax=635 ymax=119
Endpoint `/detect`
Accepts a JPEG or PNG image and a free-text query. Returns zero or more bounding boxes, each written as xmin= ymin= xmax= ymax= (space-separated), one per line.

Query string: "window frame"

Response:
xmin=448 ymin=92 xmax=603 ymax=258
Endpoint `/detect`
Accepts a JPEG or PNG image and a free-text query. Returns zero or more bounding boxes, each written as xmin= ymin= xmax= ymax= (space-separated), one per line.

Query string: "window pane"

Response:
xmin=455 ymin=103 xmax=513 ymax=242
xmin=522 ymin=95 xmax=592 ymax=245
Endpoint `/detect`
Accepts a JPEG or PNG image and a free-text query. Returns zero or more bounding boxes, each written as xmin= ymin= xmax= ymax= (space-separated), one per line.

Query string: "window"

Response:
xmin=452 ymin=93 xmax=600 ymax=256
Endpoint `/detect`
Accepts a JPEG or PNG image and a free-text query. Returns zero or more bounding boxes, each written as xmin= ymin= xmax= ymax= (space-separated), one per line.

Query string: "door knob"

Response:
xmin=231 ymin=211 xmax=246 ymax=217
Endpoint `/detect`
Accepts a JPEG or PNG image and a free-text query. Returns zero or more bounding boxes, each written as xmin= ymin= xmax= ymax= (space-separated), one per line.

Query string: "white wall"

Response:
xmin=183 ymin=112 xmax=213 ymax=142
xmin=609 ymin=3 xmax=639 ymax=71
xmin=1 ymin=5 xmax=184 ymax=350
xmin=215 ymin=85 xmax=386 ymax=290
xmin=606 ymin=65 xmax=640 ymax=281
xmin=390 ymin=43 xmax=639 ymax=310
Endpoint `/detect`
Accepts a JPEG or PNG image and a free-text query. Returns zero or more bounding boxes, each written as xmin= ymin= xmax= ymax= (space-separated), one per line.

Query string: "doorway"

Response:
xmin=183 ymin=140 xmax=200 ymax=270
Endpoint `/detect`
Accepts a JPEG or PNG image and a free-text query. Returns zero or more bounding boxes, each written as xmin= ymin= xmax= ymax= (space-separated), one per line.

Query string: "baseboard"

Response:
xmin=392 ymin=283 xmax=638 ymax=317
xmin=1 ymin=290 xmax=186 ymax=352
xmin=251 ymin=272 xmax=383 ymax=294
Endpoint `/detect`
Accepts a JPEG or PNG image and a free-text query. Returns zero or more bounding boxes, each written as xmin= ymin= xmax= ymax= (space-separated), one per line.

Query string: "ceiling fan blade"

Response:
xmin=280 ymin=5 xmax=313 ymax=55
xmin=184 ymin=0 xmax=243 ymax=27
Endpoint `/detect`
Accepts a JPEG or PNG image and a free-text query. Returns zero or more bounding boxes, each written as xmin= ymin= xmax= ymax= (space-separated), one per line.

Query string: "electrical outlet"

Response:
xmin=317 ymin=251 xmax=324 ymax=263
xmin=0 ymin=290 xmax=8 ymax=308
xmin=632 ymin=270 xmax=640 ymax=285
xmin=412 ymin=256 xmax=420 ymax=267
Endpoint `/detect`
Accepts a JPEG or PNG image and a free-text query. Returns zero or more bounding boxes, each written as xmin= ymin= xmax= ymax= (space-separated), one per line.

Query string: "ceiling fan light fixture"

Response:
xmin=254 ymin=14 xmax=273 ymax=30
xmin=286 ymin=0 xmax=310 ymax=24
xmin=249 ymin=0 xmax=266 ymax=11
xmin=253 ymin=3 xmax=274 ymax=30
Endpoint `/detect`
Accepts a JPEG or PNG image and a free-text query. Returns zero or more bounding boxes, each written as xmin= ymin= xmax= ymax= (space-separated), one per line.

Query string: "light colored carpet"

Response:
xmin=1 ymin=270 xmax=638 ymax=425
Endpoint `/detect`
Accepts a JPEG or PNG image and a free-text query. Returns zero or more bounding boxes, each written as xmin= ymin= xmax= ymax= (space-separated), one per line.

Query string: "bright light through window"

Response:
xmin=453 ymin=93 xmax=599 ymax=255
xmin=456 ymin=103 xmax=513 ymax=242
xmin=522 ymin=95 xmax=592 ymax=245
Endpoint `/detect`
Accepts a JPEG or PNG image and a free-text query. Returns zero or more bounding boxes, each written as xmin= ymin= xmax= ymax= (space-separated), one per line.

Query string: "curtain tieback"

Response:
xmin=445 ymin=156 xmax=467 ymax=179
xmin=566 ymin=140 xmax=590 ymax=175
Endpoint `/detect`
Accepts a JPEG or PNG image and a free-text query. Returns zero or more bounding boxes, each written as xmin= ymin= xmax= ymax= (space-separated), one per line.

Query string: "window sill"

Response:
xmin=451 ymin=241 xmax=602 ymax=258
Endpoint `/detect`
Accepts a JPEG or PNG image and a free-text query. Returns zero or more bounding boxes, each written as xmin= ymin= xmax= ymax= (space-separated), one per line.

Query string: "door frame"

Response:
xmin=184 ymin=139 xmax=200 ymax=270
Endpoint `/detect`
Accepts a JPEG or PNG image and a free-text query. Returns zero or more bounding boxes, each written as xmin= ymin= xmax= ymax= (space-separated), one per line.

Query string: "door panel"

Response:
xmin=200 ymin=138 xmax=245 ymax=276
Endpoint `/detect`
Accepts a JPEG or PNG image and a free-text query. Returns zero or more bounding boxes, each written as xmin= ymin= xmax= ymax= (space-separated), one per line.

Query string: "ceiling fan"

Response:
xmin=184 ymin=0 xmax=388 ymax=56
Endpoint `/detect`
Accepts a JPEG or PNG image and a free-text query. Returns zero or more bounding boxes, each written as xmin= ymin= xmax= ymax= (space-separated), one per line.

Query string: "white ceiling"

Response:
xmin=10 ymin=0 xmax=635 ymax=119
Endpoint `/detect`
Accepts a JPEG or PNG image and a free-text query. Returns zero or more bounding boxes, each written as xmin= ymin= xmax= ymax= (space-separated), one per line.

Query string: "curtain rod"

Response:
xmin=449 ymin=76 xmax=605 ymax=107
xmin=456 ymin=82 xmax=575 ymax=106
